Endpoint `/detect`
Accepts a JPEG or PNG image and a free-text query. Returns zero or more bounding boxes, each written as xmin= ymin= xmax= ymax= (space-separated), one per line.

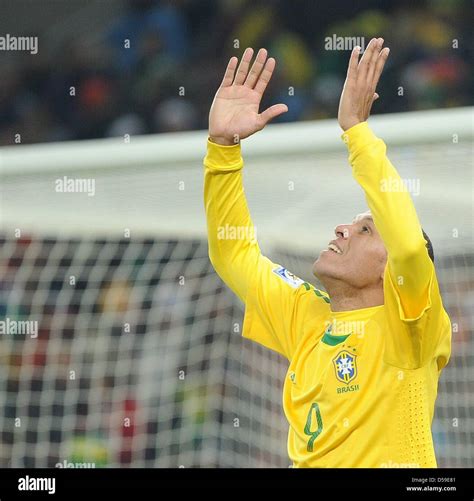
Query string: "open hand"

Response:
xmin=338 ymin=38 xmax=390 ymax=131
xmin=208 ymin=48 xmax=288 ymax=145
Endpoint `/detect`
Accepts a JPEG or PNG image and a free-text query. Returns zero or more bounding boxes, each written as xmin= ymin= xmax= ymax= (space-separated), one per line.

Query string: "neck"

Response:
xmin=320 ymin=277 xmax=384 ymax=312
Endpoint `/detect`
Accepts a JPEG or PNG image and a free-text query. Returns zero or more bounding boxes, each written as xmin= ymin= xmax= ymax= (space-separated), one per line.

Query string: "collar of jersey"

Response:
xmin=329 ymin=304 xmax=384 ymax=320
xmin=322 ymin=304 xmax=384 ymax=346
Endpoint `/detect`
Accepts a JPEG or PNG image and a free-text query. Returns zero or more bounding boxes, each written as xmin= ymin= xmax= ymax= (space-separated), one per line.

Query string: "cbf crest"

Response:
xmin=333 ymin=350 xmax=357 ymax=385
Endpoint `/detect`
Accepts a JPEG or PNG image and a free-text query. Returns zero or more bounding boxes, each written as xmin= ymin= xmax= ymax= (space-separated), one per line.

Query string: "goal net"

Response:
xmin=0 ymin=107 xmax=472 ymax=467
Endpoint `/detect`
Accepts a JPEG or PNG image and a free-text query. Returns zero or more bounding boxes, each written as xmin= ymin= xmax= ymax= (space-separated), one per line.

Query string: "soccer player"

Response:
xmin=203 ymin=39 xmax=451 ymax=468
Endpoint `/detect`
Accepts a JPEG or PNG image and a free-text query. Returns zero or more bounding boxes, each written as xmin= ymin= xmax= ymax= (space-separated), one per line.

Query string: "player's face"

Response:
xmin=313 ymin=212 xmax=387 ymax=288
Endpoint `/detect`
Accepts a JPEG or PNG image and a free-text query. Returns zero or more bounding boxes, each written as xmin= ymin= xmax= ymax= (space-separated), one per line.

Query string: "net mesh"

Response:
xmin=0 ymin=235 xmax=289 ymax=467
xmin=0 ymin=234 xmax=472 ymax=467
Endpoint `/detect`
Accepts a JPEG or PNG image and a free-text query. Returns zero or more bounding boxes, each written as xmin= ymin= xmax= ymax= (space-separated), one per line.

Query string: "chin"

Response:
xmin=313 ymin=252 xmax=343 ymax=281
xmin=312 ymin=259 xmax=320 ymax=278
xmin=312 ymin=257 xmax=331 ymax=280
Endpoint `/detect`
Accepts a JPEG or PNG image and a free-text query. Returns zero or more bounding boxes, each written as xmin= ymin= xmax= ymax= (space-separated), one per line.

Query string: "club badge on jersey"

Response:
xmin=333 ymin=351 xmax=358 ymax=385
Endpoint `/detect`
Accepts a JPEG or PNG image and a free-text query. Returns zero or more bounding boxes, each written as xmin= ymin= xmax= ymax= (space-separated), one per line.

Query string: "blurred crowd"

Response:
xmin=0 ymin=0 xmax=472 ymax=146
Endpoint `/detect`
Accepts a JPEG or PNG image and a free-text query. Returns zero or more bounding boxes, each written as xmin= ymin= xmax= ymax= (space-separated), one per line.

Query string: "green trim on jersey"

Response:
xmin=322 ymin=331 xmax=350 ymax=346
xmin=303 ymin=282 xmax=331 ymax=304
xmin=321 ymin=324 xmax=350 ymax=346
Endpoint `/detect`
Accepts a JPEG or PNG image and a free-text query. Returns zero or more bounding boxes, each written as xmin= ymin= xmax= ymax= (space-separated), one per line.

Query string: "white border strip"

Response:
xmin=0 ymin=107 xmax=472 ymax=176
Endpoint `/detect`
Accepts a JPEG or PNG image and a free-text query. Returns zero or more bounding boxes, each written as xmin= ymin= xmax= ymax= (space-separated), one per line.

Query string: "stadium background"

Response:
xmin=0 ymin=0 xmax=472 ymax=467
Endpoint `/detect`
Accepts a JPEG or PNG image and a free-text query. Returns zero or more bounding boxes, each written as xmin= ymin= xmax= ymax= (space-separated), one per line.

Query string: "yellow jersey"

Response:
xmin=203 ymin=122 xmax=451 ymax=468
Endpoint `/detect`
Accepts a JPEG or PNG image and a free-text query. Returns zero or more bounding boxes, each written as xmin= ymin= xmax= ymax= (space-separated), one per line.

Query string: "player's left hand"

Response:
xmin=338 ymin=38 xmax=390 ymax=131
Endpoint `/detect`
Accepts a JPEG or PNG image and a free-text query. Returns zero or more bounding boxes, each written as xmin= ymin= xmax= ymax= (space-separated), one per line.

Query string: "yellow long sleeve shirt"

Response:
xmin=203 ymin=123 xmax=451 ymax=467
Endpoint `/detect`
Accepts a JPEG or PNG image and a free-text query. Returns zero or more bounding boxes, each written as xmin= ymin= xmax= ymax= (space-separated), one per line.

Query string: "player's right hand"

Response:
xmin=208 ymin=48 xmax=288 ymax=146
xmin=337 ymin=38 xmax=390 ymax=132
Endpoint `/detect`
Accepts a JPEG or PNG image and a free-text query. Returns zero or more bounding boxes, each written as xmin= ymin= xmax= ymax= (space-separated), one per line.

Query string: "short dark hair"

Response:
xmin=422 ymin=229 xmax=434 ymax=263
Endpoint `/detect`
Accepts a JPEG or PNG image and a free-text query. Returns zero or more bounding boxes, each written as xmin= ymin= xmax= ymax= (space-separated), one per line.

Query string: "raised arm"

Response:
xmin=204 ymin=49 xmax=330 ymax=359
xmin=204 ymin=48 xmax=288 ymax=302
xmin=338 ymin=38 xmax=433 ymax=320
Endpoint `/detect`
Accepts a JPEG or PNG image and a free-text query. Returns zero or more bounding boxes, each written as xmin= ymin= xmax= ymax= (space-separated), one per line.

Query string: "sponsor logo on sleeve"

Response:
xmin=273 ymin=266 xmax=304 ymax=288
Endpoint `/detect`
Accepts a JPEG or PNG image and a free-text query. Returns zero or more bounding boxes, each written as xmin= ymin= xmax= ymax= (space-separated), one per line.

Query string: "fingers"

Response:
xmin=346 ymin=45 xmax=360 ymax=81
xmin=233 ymin=47 xmax=254 ymax=85
xmin=229 ymin=47 xmax=276 ymax=96
xmin=259 ymin=103 xmax=288 ymax=126
xmin=366 ymin=38 xmax=384 ymax=84
xmin=254 ymin=57 xmax=277 ymax=96
xmin=220 ymin=56 xmax=238 ymax=87
xmin=244 ymin=48 xmax=268 ymax=88
xmin=356 ymin=37 xmax=390 ymax=96
xmin=372 ymin=47 xmax=390 ymax=89
xmin=357 ymin=38 xmax=379 ymax=84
